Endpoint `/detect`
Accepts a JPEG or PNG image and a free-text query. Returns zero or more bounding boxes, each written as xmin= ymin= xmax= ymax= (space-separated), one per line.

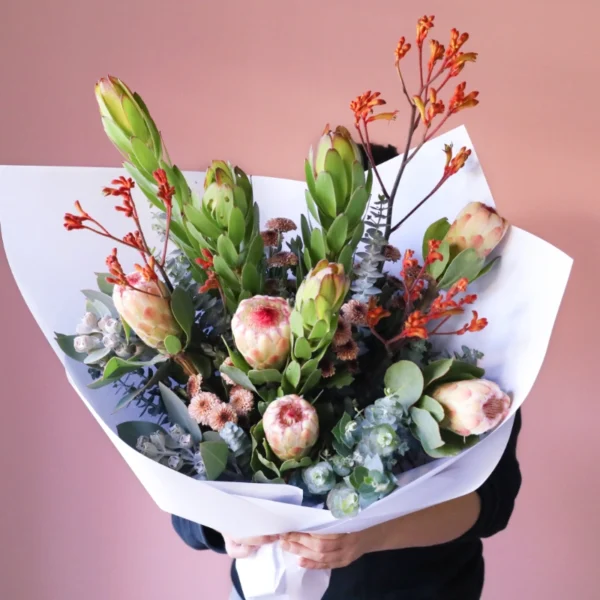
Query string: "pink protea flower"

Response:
xmin=188 ymin=392 xmax=221 ymax=425
xmin=231 ymin=296 xmax=291 ymax=370
xmin=430 ymin=379 xmax=511 ymax=436
xmin=262 ymin=395 xmax=319 ymax=461
xmin=229 ymin=385 xmax=255 ymax=415
xmin=444 ymin=202 xmax=509 ymax=258
xmin=112 ymin=272 xmax=183 ymax=351
xmin=208 ymin=403 xmax=238 ymax=432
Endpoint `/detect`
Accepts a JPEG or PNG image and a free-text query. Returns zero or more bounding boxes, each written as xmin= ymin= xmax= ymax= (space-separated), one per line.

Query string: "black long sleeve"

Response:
xmin=171 ymin=410 xmax=523 ymax=600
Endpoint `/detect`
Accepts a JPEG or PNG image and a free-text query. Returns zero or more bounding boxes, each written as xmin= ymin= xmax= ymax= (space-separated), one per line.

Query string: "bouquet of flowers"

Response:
xmin=0 ymin=15 xmax=572 ymax=600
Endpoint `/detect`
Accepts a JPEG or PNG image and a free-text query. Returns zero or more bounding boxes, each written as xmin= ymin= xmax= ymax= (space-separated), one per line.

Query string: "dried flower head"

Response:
xmin=319 ymin=358 xmax=336 ymax=379
xmin=229 ymin=386 xmax=255 ymax=416
xmin=383 ymin=244 xmax=401 ymax=262
xmin=265 ymin=218 xmax=297 ymax=233
xmin=221 ymin=357 xmax=235 ymax=385
xmin=346 ymin=360 xmax=360 ymax=374
xmin=188 ymin=392 xmax=221 ymax=425
xmin=186 ymin=374 xmax=204 ymax=398
xmin=335 ymin=338 xmax=359 ymax=361
xmin=260 ymin=230 xmax=279 ymax=247
xmin=341 ymin=299 xmax=368 ymax=326
xmin=333 ymin=318 xmax=352 ymax=347
xmin=268 ymin=251 xmax=299 ymax=268
xmin=208 ymin=403 xmax=238 ymax=432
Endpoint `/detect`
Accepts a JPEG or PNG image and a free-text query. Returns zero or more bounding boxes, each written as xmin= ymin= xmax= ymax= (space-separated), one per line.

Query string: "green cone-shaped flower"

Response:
xmin=314 ymin=125 xmax=362 ymax=180
xmin=95 ymin=76 xmax=162 ymax=175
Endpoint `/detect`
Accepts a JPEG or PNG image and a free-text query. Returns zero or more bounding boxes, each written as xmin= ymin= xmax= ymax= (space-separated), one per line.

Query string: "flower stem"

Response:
xmin=174 ymin=353 xmax=198 ymax=378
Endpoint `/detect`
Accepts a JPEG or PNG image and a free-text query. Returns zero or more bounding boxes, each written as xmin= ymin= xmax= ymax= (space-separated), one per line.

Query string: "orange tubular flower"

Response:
xmin=416 ymin=15 xmax=435 ymax=47
xmin=448 ymin=82 xmax=479 ymax=115
xmin=106 ymin=248 xmax=128 ymax=286
xmin=425 ymin=239 xmax=444 ymax=265
xmin=350 ymin=91 xmax=398 ymax=125
xmin=428 ymin=40 xmax=445 ymax=72
xmin=443 ymin=145 xmax=472 ymax=177
xmin=395 ymin=36 xmax=411 ymax=64
xmin=366 ymin=297 xmax=391 ymax=328
xmin=446 ymin=29 xmax=469 ymax=58
xmin=153 ymin=169 xmax=176 ymax=208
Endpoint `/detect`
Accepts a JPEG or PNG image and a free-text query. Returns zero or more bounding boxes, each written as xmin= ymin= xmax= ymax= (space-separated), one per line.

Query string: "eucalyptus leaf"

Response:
xmin=95 ymin=272 xmax=115 ymax=295
xmin=55 ymin=333 xmax=87 ymax=362
xmin=158 ymin=382 xmax=202 ymax=443
xmin=410 ymin=406 xmax=444 ymax=449
xmin=415 ymin=395 xmax=445 ymax=422
xmin=82 ymin=289 xmax=118 ymax=318
xmin=117 ymin=421 xmax=168 ymax=449
xmin=199 ymin=441 xmax=229 ymax=480
xmin=384 ymin=360 xmax=424 ymax=407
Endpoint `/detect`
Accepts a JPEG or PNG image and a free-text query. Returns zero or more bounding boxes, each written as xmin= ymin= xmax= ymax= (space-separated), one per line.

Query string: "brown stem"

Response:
xmin=174 ymin=353 xmax=198 ymax=377
xmin=418 ymin=45 xmax=424 ymax=88
xmin=390 ymin=174 xmax=448 ymax=234
xmin=397 ymin=65 xmax=413 ymax=105
xmin=160 ymin=203 xmax=173 ymax=268
xmin=356 ymin=123 xmax=391 ymax=199
xmin=429 ymin=315 xmax=451 ymax=335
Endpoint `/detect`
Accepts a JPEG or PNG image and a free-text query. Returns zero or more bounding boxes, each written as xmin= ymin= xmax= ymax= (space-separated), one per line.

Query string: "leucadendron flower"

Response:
xmin=262 ymin=395 xmax=319 ymax=461
xmin=313 ymin=125 xmax=363 ymax=180
xmin=231 ymin=296 xmax=291 ymax=369
xmin=112 ymin=272 xmax=183 ymax=352
xmin=296 ymin=260 xmax=350 ymax=317
xmin=431 ymin=379 xmax=511 ymax=436
xmin=444 ymin=202 xmax=509 ymax=258
xmin=302 ymin=461 xmax=336 ymax=495
xmin=327 ymin=484 xmax=360 ymax=518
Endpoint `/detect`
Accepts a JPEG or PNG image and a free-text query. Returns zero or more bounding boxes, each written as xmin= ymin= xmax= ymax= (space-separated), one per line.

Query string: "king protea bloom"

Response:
xmin=431 ymin=379 xmax=511 ymax=437
xmin=444 ymin=202 xmax=509 ymax=258
xmin=231 ymin=296 xmax=291 ymax=369
xmin=112 ymin=273 xmax=183 ymax=351
xmin=262 ymin=395 xmax=319 ymax=461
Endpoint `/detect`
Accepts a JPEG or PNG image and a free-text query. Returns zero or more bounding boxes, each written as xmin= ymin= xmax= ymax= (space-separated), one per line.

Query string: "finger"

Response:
xmin=225 ymin=541 xmax=257 ymax=559
xmin=282 ymin=533 xmax=344 ymax=553
xmin=231 ymin=535 xmax=279 ymax=546
xmin=281 ymin=540 xmax=341 ymax=564
xmin=298 ymin=558 xmax=332 ymax=570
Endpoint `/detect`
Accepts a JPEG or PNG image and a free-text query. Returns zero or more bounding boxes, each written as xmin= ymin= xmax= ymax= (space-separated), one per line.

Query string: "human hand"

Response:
xmin=280 ymin=531 xmax=375 ymax=570
xmin=223 ymin=534 xmax=279 ymax=559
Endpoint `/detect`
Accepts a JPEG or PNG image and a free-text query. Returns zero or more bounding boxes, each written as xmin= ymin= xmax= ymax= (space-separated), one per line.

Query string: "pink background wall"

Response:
xmin=1 ymin=1 xmax=598 ymax=598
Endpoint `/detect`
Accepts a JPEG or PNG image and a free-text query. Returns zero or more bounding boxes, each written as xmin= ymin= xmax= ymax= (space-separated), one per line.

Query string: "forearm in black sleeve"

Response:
xmin=171 ymin=515 xmax=227 ymax=553
xmin=469 ymin=409 xmax=523 ymax=539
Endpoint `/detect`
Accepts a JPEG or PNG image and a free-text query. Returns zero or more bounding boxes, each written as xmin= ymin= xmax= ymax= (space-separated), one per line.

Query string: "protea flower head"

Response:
xmin=112 ymin=272 xmax=183 ymax=352
xmin=444 ymin=202 xmax=509 ymax=258
xmin=231 ymin=295 xmax=291 ymax=370
xmin=296 ymin=260 xmax=350 ymax=324
xmin=430 ymin=379 xmax=511 ymax=436
xmin=262 ymin=395 xmax=319 ymax=461
xmin=313 ymin=125 xmax=363 ymax=180
xmin=199 ymin=160 xmax=253 ymax=228
xmin=95 ymin=76 xmax=161 ymax=166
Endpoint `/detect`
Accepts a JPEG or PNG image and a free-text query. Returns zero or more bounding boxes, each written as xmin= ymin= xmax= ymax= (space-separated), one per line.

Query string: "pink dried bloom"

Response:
xmin=188 ymin=392 xmax=221 ymax=425
xmin=335 ymin=338 xmax=359 ymax=361
xmin=260 ymin=230 xmax=279 ymax=247
xmin=382 ymin=244 xmax=401 ymax=262
xmin=208 ymin=403 xmax=238 ymax=432
xmin=229 ymin=385 xmax=255 ymax=415
xmin=268 ymin=251 xmax=299 ymax=267
xmin=319 ymin=358 xmax=336 ymax=379
xmin=333 ymin=318 xmax=352 ymax=346
xmin=186 ymin=374 xmax=203 ymax=398
xmin=341 ymin=299 xmax=368 ymax=326
xmin=265 ymin=217 xmax=297 ymax=233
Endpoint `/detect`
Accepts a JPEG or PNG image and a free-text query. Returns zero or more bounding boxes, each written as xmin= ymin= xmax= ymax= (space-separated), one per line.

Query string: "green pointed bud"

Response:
xmin=313 ymin=125 xmax=362 ymax=176
xmin=296 ymin=260 xmax=349 ymax=315
xmin=95 ymin=76 xmax=162 ymax=166
xmin=202 ymin=161 xmax=237 ymax=228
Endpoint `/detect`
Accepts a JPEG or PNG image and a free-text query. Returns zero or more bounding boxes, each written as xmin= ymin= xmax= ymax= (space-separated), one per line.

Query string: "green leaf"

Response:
xmin=158 ymin=382 xmax=203 ymax=444
xmin=233 ymin=185 xmax=248 ymax=215
xmin=422 ymin=359 xmax=453 ymax=388
xmin=228 ymin=207 xmax=245 ymax=248
xmin=220 ymin=364 xmax=258 ymax=393
xmin=332 ymin=412 xmax=352 ymax=446
xmin=170 ymin=287 xmax=195 ymax=343
xmin=285 ymin=361 xmax=301 ymax=389
xmin=248 ymin=369 xmax=282 ymax=385
xmin=217 ymin=234 xmax=239 ymax=268
xmin=384 ymin=360 xmax=424 ymax=407
xmin=280 ymin=457 xmax=312 ymax=473
xmin=300 ymin=214 xmax=312 ymax=247
xmin=202 ymin=431 xmax=223 ymax=443
xmin=213 ymin=256 xmax=241 ymax=292
xmin=121 ymin=318 xmax=132 ymax=344
xmin=303 ymin=247 xmax=313 ymax=270
xmin=304 ymin=158 xmax=318 ymax=201
xmin=327 ymin=215 xmax=349 ymax=255
xmin=415 ymin=395 xmax=445 ymax=422
xmin=256 ymin=452 xmax=281 ymax=477
xmin=123 ymin=162 xmax=164 ymax=212
xmin=300 ymin=369 xmax=321 ymax=394
xmin=253 ymin=471 xmax=285 ymax=484
xmin=421 ymin=429 xmax=478 ymax=458
xmin=95 ymin=272 xmax=114 ymax=295
xmin=439 ymin=360 xmax=485 ymax=384
xmin=163 ymin=335 xmax=182 ymax=355
xmin=410 ymin=406 xmax=444 ymax=449
xmin=324 ymin=149 xmax=348 ymax=209
xmin=246 ymin=234 xmax=265 ymax=265
xmin=294 ymin=337 xmax=312 ymax=360
xmin=84 ymin=347 xmax=111 ymax=365
xmin=310 ymin=229 xmax=327 ymax=262
xmin=222 ymin=338 xmax=251 ymax=372
xmin=428 ymin=240 xmax=450 ymax=279
xmin=184 ymin=204 xmax=223 ymax=240
xmin=82 ymin=289 xmax=118 ymax=318
xmin=325 ymin=370 xmax=354 ymax=389
xmin=300 ymin=358 xmax=320 ymax=377
xmin=103 ymin=355 xmax=167 ymax=381
xmin=338 ymin=245 xmax=354 ymax=273
xmin=290 ymin=311 xmax=305 ymax=337
xmin=117 ymin=421 xmax=168 ymax=449
xmin=438 ymin=248 xmax=485 ymax=288
xmin=422 ymin=217 xmax=451 ymax=258
xmin=54 ymin=333 xmax=87 ymax=362
xmin=351 ymin=161 xmax=366 ymax=192
xmin=305 ymin=190 xmax=321 ymax=223
xmin=344 ymin=186 xmax=369 ymax=229
xmin=199 ymin=441 xmax=229 ymax=480
xmin=122 ymin=95 xmax=151 ymax=141
xmin=241 ymin=263 xmax=260 ymax=295
xmin=349 ymin=466 xmax=369 ymax=489
xmin=314 ymin=171 xmax=338 ymax=218
xmin=332 ymin=439 xmax=353 ymax=457
xmin=130 ymin=137 xmax=159 ymax=176
xmin=350 ymin=221 xmax=364 ymax=248
xmin=309 ymin=319 xmax=329 ymax=341
xmin=113 ymin=362 xmax=171 ymax=413
xmin=472 ymin=256 xmax=501 ymax=282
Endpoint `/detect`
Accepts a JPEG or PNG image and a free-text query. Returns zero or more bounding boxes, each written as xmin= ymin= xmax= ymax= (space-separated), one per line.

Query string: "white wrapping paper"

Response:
xmin=0 ymin=127 xmax=572 ymax=600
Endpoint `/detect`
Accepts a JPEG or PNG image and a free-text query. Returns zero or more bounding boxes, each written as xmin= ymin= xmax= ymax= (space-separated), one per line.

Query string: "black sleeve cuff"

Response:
xmin=171 ymin=515 xmax=227 ymax=553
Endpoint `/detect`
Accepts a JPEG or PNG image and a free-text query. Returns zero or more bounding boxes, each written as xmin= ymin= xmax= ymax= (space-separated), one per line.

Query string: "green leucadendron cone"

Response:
xmin=302 ymin=126 xmax=373 ymax=271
